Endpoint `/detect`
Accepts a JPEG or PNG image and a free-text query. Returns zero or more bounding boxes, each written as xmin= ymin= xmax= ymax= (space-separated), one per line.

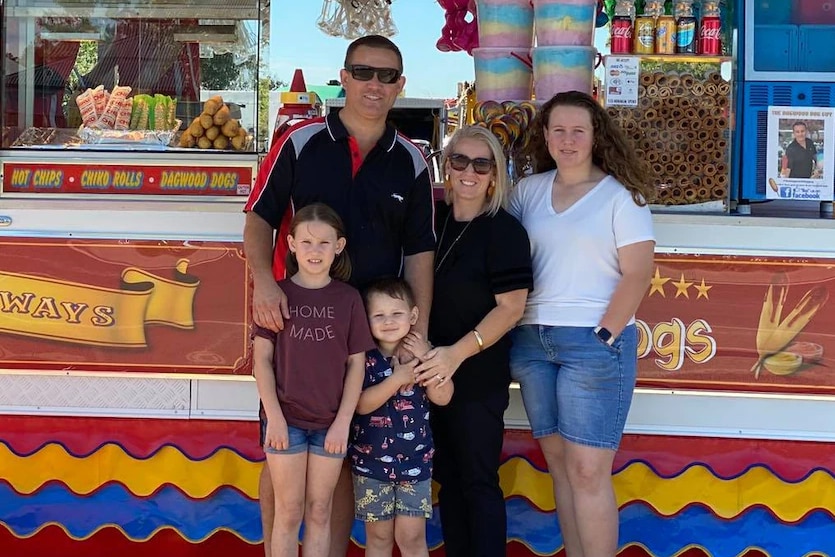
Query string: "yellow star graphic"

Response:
xmin=649 ymin=268 xmax=670 ymax=297
xmin=695 ymin=278 xmax=712 ymax=300
xmin=673 ymin=273 xmax=694 ymax=298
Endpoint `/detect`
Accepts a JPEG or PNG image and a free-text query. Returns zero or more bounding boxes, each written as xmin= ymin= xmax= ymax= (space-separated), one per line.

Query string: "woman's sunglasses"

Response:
xmin=448 ymin=153 xmax=495 ymax=175
xmin=345 ymin=65 xmax=402 ymax=84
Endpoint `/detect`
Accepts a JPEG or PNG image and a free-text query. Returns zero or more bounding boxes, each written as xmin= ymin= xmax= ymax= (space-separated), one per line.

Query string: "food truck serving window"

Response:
xmin=1 ymin=0 xmax=263 ymax=197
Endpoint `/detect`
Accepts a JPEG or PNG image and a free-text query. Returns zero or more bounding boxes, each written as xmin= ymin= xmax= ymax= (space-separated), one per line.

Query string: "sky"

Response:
xmin=267 ymin=0 xmax=476 ymax=99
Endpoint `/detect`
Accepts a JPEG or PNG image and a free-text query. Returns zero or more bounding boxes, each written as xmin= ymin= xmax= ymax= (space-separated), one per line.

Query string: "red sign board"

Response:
xmin=0 ymin=238 xmax=251 ymax=375
xmin=2 ymin=162 xmax=253 ymax=196
xmin=637 ymin=253 xmax=835 ymax=394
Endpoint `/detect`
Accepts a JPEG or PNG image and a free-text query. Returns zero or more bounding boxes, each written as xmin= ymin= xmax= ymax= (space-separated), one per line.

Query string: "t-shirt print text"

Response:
xmin=288 ymin=304 xmax=336 ymax=341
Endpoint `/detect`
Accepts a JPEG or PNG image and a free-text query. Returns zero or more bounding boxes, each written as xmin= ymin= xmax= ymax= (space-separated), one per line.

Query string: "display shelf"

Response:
xmin=5 ymin=0 xmax=259 ymax=20
xmin=604 ymin=55 xmax=733 ymax=212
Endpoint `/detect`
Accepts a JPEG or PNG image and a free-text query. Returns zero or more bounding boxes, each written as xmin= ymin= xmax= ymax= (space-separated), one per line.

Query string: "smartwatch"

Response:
xmin=594 ymin=326 xmax=615 ymax=346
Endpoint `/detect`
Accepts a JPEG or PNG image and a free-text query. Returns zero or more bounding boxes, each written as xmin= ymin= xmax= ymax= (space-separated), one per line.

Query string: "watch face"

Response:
xmin=596 ymin=327 xmax=613 ymax=342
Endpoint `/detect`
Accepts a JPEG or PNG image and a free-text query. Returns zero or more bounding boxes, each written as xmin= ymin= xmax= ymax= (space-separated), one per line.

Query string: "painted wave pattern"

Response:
xmin=0 ymin=483 xmax=261 ymax=543
xmin=2 ymin=443 xmax=835 ymax=555
xmin=0 ymin=442 xmax=260 ymax=498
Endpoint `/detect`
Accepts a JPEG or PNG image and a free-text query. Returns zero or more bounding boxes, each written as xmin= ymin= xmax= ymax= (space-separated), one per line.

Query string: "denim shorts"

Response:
xmin=509 ymin=324 xmax=637 ymax=450
xmin=260 ymin=416 xmax=345 ymax=458
xmin=352 ymin=474 xmax=433 ymax=522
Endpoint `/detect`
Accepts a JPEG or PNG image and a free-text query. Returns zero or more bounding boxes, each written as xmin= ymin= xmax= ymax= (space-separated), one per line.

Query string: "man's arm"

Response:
xmin=243 ymin=131 xmax=299 ymax=332
xmin=404 ymin=251 xmax=433 ymax=336
xmin=244 ymin=212 xmax=288 ymax=331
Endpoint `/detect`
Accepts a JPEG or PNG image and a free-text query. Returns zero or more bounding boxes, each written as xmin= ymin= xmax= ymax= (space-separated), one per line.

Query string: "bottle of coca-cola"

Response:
xmin=698 ymin=1 xmax=722 ymax=55
xmin=610 ymin=0 xmax=635 ymax=54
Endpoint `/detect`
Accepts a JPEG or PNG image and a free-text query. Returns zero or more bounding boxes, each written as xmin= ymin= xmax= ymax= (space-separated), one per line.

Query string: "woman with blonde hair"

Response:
xmin=509 ymin=91 xmax=655 ymax=557
xmin=401 ymin=124 xmax=532 ymax=556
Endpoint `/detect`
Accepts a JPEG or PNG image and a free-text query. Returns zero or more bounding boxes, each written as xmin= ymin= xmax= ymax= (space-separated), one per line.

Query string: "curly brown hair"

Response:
xmin=524 ymin=91 xmax=653 ymax=206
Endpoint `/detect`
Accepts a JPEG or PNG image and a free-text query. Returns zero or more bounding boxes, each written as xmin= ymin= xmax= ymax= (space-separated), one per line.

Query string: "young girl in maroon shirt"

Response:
xmin=252 ymin=203 xmax=374 ymax=557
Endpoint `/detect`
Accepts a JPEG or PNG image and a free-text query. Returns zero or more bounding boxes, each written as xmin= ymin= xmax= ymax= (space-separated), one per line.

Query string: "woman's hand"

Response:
xmin=400 ymin=331 xmax=432 ymax=361
xmin=414 ymin=345 xmax=465 ymax=388
xmin=263 ymin=416 xmax=289 ymax=452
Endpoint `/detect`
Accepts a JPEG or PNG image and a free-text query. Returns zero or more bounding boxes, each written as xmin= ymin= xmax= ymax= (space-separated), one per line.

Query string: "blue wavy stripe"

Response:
xmin=478 ymin=499 xmax=835 ymax=556
xmin=0 ymin=483 xmax=260 ymax=542
xmin=6 ymin=485 xmax=835 ymax=554
xmin=621 ymin=502 xmax=835 ymax=556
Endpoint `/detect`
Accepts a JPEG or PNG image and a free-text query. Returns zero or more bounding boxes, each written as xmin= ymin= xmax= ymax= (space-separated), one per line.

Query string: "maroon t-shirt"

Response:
xmin=255 ymin=279 xmax=374 ymax=429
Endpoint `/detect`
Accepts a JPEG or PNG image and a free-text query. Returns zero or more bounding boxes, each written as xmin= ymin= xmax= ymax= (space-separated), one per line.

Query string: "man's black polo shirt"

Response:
xmin=785 ymin=138 xmax=817 ymax=179
xmin=245 ymin=112 xmax=435 ymax=288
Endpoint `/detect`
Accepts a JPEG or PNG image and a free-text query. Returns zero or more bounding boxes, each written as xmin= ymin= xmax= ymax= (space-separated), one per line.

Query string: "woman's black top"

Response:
xmin=429 ymin=201 xmax=533 ymax=400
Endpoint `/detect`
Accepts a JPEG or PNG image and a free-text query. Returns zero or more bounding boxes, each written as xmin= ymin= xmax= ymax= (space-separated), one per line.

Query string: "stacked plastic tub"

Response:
xmin=530 ymin=0 xmax=598 ymax=100
xmin=472 ymin=0 xmax=535 ymax=102
xmin=473 ymin=0 xmax=598 ymax=102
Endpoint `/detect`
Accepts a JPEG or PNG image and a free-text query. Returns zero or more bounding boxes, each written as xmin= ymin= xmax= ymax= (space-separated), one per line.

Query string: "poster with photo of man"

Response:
xmin=766 ymin=107 xmax=834 ymax=201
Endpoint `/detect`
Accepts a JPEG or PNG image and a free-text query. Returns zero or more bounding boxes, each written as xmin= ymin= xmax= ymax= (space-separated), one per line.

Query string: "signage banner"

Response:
xmin=2 ymin=162 xmax=252 ymax=196
xmin=637 ymin=253 xmax=835 ymax=394
xmin=0 ymin=239 xmax=250 ymax=375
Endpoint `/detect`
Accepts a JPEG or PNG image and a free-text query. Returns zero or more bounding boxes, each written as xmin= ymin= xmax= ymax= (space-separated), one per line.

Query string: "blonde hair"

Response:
xmin=285 ymin=203 xmax=352 ymax=282
xmin=442 ymin=125 xmax=508 ymax=216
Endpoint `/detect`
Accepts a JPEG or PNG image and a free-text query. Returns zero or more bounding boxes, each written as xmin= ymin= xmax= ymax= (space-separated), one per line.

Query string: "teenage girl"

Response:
xmin=252 ymin=202 xmax=375 ymax=557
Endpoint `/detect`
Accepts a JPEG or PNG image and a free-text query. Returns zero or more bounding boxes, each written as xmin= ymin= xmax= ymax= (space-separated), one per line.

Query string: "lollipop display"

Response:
xmin=471 ymin=100 xmax=537 ymax=182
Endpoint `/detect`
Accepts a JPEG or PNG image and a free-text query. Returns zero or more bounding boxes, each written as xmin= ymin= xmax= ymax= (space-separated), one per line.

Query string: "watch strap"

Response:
xmin=594 ymin=326 xmax=615 ymax=346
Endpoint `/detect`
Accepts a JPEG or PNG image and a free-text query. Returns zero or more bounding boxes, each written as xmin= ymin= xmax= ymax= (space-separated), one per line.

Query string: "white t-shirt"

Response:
xmin=508 ymin=170 xmax=655 ymax=327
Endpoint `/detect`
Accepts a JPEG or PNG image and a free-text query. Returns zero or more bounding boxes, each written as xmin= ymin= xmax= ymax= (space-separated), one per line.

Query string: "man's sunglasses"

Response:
xmin=448 ymin=153 xmax=495 ymax=175
xmin=345 ymin=65 xmax=402 ymax=84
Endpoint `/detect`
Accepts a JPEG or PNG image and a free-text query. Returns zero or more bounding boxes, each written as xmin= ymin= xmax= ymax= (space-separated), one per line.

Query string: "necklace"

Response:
xmin=435 ymin=211 xmax=475 ymax=273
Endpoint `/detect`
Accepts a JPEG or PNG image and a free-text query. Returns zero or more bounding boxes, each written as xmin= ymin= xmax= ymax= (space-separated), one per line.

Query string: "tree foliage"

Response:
xmin=68 ymin=41 xmax=98 ymax=90
xmin=201 ymin=53 xmax=242 ymax=90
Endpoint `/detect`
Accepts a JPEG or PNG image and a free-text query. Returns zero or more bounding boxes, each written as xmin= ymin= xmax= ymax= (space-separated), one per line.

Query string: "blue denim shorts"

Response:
xmin=352 ymin=474 xmax=433 ymax=522
xmin=260 ymin=416 xmax=345 ymax=458
xmin=509 ymin=324 xmax=637 ymax=450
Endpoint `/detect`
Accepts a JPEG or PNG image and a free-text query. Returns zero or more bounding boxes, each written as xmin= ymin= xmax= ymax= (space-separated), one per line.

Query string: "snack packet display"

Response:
xmin=75 ymin=85 xmax=182 ymax=146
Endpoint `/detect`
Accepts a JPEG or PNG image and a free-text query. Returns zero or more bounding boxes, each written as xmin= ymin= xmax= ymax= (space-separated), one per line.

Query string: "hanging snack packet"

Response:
xmin=167 ymin=97 xmax=178 ymax=130
xmin=115 ymin=97 xmax=134 ymax=130
xmin=133 ymin=94 xmax=151 ymax=129
xmin=91 ymin=85 xmax=108 ymax=117
xmin=153 ymin=94 xmax=169 ymax=131
xmin=98 ymin=85 xmax=131 ymax=129
xmin=76 ymin=88 xmax=98 ymax=126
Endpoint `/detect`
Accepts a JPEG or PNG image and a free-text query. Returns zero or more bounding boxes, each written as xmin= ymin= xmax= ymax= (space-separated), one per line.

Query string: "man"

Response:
xmin=243 ymin=35 xmax=435 ymax=557
xmin=782 ymin=121 xmax=818 ymax=179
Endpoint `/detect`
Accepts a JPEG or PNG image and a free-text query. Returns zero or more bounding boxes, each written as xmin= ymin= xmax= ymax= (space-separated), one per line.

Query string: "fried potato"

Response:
xmin=213 ymin=135 xmax=229 ymax=150
xmin=213 ymin=105 xmax=230 ymax=126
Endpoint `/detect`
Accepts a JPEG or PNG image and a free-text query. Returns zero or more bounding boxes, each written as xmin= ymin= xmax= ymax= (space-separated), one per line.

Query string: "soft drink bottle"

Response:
xmin=610 ymin=0 xmax=636 ymax=54
xmin=698 ymin=1 xmax=722 ymax=55
xmin=674 ymin=1 xmax=697 ymax=54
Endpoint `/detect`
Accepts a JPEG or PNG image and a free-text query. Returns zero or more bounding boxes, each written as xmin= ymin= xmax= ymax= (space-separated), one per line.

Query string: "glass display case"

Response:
xmin=2 ymin=0 xmax=265 ymax=197
xmin=604 ymin=55 xmax=734 ymax=213
xmin=745 ymin=0 xmax=835 ymax=81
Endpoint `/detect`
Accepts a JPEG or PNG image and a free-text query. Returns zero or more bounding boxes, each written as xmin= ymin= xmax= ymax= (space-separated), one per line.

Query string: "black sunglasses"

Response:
xmin=448 ymin=153 xmax=495 ymax=175
xmin=345 ymin=64 xmax=402 ymax=84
